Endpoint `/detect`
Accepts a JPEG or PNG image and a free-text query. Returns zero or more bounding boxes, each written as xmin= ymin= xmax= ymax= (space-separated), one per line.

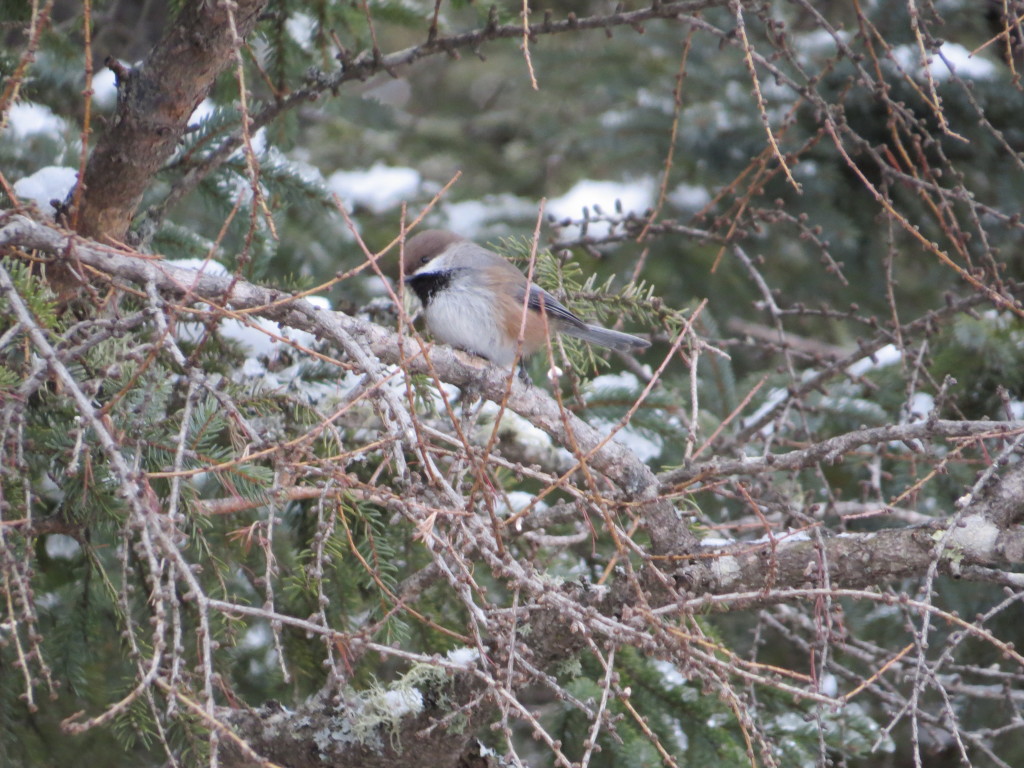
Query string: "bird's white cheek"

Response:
xmin=423 ymin=285 xmax=515 ymax=366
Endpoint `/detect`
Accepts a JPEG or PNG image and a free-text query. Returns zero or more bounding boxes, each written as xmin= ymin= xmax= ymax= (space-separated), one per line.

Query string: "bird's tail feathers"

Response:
xmin=563 ymin=324 xmax=650 ymax=352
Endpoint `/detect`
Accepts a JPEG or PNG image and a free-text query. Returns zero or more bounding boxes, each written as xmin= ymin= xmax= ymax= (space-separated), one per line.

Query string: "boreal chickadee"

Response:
xmin=401 ymin=230 xmax=650 ymax=371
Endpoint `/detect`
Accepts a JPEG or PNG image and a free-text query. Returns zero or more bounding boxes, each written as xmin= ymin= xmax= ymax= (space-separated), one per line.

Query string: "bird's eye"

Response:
xmin=420 ymin=256 xmax=430 ymax=264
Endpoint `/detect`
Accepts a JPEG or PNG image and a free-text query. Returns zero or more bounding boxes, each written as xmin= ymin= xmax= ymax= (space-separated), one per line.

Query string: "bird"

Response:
xmin=400 ymin=230 xmax=650 ymax=373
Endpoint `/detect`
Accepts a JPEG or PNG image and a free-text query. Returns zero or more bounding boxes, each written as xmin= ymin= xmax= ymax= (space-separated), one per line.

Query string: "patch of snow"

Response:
xmin=326 ymin=163 xmax=421 ymax=214
xmin=907 ymin=392 xmax=934 ymax=419
xmin=748 ymin=529 xmax=812 ymax=545
xmin=933 ymin=42 xmax=998 ymax=80
xmin=480 ymin=404 xmax=553 ymax=452
xmin=599 ymin=109 xmax=631 ymax=129
xmin=241 ymin=623 xmax=271 ymax=650
xmin=588 ymin=371 xmax=639 ymax=392
xmin=286 ymin=12 xmax=316 ymax=49
xmin=652 ymin=659 xmax=687 ymax=688
xmin=189 ymin=99 xmax=217 ymax=126
xmin=4 ymin=102 xmax=66 ymax=138
xmin=740 ymin=386 xmax=788 ymax=434
xmin=92 ymin=67 xmax=118 ymax=108
xmin=585 ymin=372 xmax=662 ymax=461
xmin=502 ymin=491 xmax=541 ymax=515
xmin=847 ymin=343 xmax=901 ymax=376
xmin=668 ymin=182 xmax=711 ymax=211
xmin=445 ymin=647 xmax=480 ymax=668
xmin=13 ymin=166 xmax=78 ymax=215
xmin=442 ymin=194 xmax=537 ymax=238
xmin=548 ymin=178 xmax=656 ymax=238
xmin=637 ymin=88 xmax=674 ymax=114
xmin=378 ymin=688 xmax=423 ymax=718
xmin=819 ymin=673 xmax=839 ymax=697
xmin=700 ymin=536 xmax=736 ymax=548
xmin=166 ymin=257 xmax=329 ymax=376
xmin=795 ymin=28 xmax=850 ymax=55
xmin=45 ymin=534 xmax=81 ymax=560
xmin=890 ymin=42 xmax=997 ymax=82
xmin=166 ymin=258 xmax=230 ymax=276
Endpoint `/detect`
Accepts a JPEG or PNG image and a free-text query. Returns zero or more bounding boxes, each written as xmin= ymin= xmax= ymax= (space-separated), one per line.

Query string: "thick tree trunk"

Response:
xmin=73 ymin=0 xmax=267 ymax=243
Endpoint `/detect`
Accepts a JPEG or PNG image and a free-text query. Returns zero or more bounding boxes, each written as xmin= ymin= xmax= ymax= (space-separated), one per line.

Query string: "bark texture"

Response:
xmin=74 ymin=0 xmax=267 ymax=242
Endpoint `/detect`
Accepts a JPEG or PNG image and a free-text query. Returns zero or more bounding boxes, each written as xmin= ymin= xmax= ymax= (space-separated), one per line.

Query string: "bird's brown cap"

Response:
xmin=401 ymin=230 xmax=464 ymax=276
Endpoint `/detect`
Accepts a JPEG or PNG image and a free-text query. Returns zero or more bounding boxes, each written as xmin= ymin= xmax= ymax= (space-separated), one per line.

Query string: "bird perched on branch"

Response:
xmin=401 ymin=230 xmax=650 ymax=375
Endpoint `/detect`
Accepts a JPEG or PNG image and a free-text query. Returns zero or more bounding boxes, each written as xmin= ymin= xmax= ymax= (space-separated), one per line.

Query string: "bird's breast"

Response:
xmin=420 ymin=281 xmax=517 ymax=366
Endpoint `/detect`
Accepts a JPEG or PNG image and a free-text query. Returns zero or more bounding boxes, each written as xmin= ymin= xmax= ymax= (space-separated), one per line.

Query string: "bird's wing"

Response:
xmin=523 ymin=283 xmax=587 ymax=329
xmin=458 ymin=240 xmax=588 ymax=330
